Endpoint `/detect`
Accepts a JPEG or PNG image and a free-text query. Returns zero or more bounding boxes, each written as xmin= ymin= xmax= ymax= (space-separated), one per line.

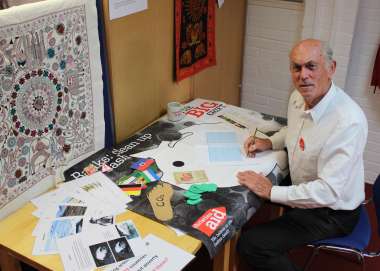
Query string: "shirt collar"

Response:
xmin=304 ymin=82 xmax=336 ymax=123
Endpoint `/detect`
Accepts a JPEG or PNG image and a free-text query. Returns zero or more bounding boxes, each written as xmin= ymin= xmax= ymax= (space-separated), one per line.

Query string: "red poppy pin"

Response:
xmin=299 ymin=137 xmax=305 ymax=151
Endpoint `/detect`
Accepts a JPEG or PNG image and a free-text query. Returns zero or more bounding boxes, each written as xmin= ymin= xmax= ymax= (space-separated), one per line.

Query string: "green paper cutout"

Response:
xmin=187 ymin=198 xmax=202 ymax=205
xmin=188 ymin=183 xmax=217 ymax=193
xmin=184 ymin=191 xmax=202 ymax=199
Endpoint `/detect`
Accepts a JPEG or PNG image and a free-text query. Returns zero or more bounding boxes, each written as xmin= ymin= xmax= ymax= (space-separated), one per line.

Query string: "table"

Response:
xmin=0 ymin=99 xmax=287 ymax=271
xmin=0 ymin=202 xmax=240 ymax=271
xmin=0 ymin=203 xmax=201 ymax=271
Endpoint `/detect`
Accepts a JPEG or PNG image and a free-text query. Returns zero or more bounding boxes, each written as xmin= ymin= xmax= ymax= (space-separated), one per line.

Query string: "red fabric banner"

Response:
xmin=175 ymin=0 xmax=216 ymax=81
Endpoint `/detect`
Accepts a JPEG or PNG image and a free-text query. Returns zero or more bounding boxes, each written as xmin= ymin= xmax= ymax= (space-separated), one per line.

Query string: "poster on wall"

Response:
xmin=0 ymin=0 xmax=105 ymax=219
xmin=175 ymin=0 xmax=216 ymax=81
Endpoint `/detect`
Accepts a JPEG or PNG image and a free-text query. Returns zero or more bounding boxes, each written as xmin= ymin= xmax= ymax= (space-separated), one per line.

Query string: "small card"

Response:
xmin=131 ymin=158 xmax=154 ymax=171
xmin=119 ymin=184 xmax=144 ymax=196
xmin=117 ymin=168 xmax=160 ymax=187
xmin=174 ymin=170 xmax=209 ymax=184
xmin=117 ymin=171 xmax=146 ymax=185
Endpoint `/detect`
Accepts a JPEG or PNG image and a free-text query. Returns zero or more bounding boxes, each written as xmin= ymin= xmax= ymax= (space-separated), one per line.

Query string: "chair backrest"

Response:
xmin=373 ymin=174 xmax=380 ymax=237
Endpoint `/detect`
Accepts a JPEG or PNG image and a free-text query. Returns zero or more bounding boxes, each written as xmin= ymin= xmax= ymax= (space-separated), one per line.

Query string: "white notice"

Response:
xmin=109 ymin=0 xmax=148 ymax=20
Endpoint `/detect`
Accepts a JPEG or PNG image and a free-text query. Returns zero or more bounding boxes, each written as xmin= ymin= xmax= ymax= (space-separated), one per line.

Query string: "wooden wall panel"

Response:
xmin=102 ymin=0 xmax=246 ymax=142
xmin=194 ymin=0 xmax=247 ymax=105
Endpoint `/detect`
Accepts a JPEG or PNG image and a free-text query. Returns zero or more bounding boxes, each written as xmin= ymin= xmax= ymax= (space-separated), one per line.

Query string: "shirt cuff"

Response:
xmin=269 ymin=133 xmax=285 ymax=150
xmin=270 ymin=186 xmax=288 ymax=204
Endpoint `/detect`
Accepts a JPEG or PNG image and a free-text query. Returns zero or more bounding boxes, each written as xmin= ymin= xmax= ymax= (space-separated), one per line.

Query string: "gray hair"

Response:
xmin=320 ymin=41 xmax=334 ymax=66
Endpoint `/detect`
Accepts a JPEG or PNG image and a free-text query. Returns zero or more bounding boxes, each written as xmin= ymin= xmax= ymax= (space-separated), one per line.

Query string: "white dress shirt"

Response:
xmin=269 ymin=83 xmax=368 ymax=210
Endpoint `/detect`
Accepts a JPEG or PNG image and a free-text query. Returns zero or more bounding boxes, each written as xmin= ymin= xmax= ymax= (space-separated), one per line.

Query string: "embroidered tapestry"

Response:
xmin=0 ymin=0 xmax=105 ymax=218
xmin=175 ymin=0 xmax=216 ymax=81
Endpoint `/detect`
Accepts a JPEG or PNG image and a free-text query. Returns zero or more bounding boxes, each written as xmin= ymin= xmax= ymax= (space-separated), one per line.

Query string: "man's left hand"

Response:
xmin=237 ymin=171 xmax=272 ymax=200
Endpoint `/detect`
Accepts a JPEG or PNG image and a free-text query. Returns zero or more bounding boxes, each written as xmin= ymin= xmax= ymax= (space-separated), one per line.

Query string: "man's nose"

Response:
xmin=300 ymin=66 xmax=310 ymax=80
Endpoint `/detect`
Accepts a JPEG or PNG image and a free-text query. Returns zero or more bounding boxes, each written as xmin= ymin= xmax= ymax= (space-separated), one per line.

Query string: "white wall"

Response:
xmin=241 ymin=0 xmax=304 ymax=117
xmin=345 ymin=0 xmax=380 ymax=183
xmin=241 ymin=0 xmax=380 ymax=183
xmin=302 ymin=0 xmax=359 ymax=87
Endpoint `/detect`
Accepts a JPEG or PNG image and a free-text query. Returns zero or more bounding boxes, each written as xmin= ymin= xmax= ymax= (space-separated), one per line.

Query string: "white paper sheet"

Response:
xmin=132 ymin=132 xmax=284 ymax=188
xmin=109 ymin=0 xmax=148 ymax=20
xmin=63 ymin=172 xmax=131 ymax=214
xmin=105 ymin=234 xmax=194 ymax=271
xmin=33 ymin=216 xmax=84 ymax=255
xmin=31 ymin=183 xmax=91 ymax=209
xmin=82 ymin=213 xmax=116 ymax=232
xmin=33 ymin=204 xmax=87 ymax=219
xmin=33 ymin=173 xmax=130 ymax=220
xmin=57 ymin=221 xmax=145 ymax=271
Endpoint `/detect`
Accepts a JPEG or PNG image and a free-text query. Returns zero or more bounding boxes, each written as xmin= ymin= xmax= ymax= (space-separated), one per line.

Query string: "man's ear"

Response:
xmin=329 ymin=60 xmax=337 ymax=76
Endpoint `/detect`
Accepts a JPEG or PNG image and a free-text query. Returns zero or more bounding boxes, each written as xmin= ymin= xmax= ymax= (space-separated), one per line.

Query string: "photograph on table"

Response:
xmin=115 ymin=220 xmax=139 ymax=240
xmin=89 ymin=242 xmax=115 ymax=268
xmin=56 ymin=205 xmax=87 ymax=217
xmin=108 ymin=237 xmax=134 ymax=262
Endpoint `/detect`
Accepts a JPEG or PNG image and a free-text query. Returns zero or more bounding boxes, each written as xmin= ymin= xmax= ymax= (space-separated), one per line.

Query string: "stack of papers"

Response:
xmin=31 ymin=172 xmax=131 ymax=255
xmin=31 ymin=172 xmax=194 ymax=271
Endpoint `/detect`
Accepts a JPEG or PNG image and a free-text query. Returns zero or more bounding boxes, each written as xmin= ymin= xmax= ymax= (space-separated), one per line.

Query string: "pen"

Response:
xmin=246 ymin=128 xmax=258 ymax=157
xmin=252 ymin=128 xmax=258 ymax=141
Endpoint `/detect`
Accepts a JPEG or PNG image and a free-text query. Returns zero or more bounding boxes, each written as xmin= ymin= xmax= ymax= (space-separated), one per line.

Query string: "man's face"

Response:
xmin=289 ymin=40 xmax=336 ymax=108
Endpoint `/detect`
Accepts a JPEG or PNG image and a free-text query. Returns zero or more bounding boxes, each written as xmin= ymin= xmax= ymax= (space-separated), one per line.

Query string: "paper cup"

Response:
xmin=167 ymin=102 xmax=184 ymax=122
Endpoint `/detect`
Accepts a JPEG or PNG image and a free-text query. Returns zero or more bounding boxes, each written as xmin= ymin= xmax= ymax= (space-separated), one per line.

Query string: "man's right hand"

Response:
xmin=244 ymin=136 xmax=273 ymax=157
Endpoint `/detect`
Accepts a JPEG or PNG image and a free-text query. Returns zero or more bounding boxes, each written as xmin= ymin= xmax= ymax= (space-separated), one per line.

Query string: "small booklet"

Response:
xmin=174 ymin=170 xmax=209 ymax=184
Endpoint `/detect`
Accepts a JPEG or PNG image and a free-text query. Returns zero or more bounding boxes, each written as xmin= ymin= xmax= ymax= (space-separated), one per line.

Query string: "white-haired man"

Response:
xmin=237 ymin=39 xmax=368 ymax=271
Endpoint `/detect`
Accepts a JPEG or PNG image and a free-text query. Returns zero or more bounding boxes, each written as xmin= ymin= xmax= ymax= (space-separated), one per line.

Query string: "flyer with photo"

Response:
xmin=105 ymin=234 xmax=194 ymax=271
xmin=57 ymin=220 xmax=145 ymax=271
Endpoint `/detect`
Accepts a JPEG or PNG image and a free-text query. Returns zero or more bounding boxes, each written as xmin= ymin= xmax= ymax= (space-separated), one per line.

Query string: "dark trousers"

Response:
xmin=237 ymin=206 xmax=360 ymax=271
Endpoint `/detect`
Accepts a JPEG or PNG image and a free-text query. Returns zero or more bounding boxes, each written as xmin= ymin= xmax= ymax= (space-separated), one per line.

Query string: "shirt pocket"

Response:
xmin=295 ymin=147 xmax=319 ymax=181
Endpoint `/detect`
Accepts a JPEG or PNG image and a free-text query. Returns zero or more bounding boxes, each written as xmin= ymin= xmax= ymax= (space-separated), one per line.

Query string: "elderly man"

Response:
xmin=237 ymin=39 xmax=368 ymax=271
